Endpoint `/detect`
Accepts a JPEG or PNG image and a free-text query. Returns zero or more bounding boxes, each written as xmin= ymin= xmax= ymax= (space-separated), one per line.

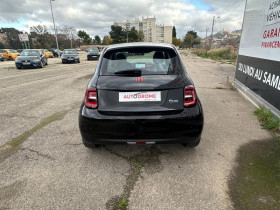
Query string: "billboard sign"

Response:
xmin=18 ymin=34 xmax=29 ymax=42
xmin=235 ymin=0 xmax=280 ymax=113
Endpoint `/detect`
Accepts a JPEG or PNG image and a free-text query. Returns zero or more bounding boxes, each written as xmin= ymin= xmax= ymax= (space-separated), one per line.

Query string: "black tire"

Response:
xmin=16 ymin=66 xmax=21 ymax=69
xmin=8 ymin=56 xmax=12 ymax=61
xmin=183 ymin=139 xmax=201 ymax=148
xmin=78 ymin=59 xmax=80 ymax=63
xmin=40 ymin=61 xmax=44 ymax=68
xmin=45 ymin=60 xmax=48 ymax=65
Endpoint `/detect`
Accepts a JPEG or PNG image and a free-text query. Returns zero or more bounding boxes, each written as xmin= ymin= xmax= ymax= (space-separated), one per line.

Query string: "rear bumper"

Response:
xmin=15 ymin=62 xmax=41 ymax=68
xmin=62 ymin=58 xmax=78 ymax=63
xmin=87 ymin=55 xmax=100 ymax=60
xmin=79 ymin=102 xmax=204 ymax=144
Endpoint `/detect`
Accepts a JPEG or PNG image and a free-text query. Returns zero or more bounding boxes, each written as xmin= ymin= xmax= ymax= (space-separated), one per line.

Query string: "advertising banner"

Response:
xmin=18 ymin=34 xmax=29 ymax=42
xmin=235 ymin=0 xmax=280 ymax=112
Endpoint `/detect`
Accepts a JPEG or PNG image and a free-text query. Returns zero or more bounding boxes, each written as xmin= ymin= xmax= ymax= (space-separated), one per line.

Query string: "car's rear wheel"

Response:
xmin=183 ymin=139 xmax=201 ymax=148
xmin=77 ymin=59 xmax=80 ymax=63
xmin=8 ymin=56 xmax=12 ymax=60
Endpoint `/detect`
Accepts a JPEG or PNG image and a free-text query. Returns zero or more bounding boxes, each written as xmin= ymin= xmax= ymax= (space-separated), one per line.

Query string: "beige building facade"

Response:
xmin=114 ymin=17 xmax=172 ymax=44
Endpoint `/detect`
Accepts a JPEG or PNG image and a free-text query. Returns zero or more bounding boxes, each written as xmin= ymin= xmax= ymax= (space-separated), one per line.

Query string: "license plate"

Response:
xmin=68 ymin=58 xmax=73 ymax=60
xmin=119 ymin=91 xmax=161 ymax=102
xmin=23 ymin=62 xmax=30 ymax=65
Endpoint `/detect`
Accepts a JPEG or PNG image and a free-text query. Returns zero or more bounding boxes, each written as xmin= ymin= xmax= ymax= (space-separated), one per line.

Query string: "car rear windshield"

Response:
xmin=8 ymin=50 xmax=17 ymax=53
xmin=63 ymin=50 xmax=77 ymax=54
xmin=100 ymin=47 xmax=183 ymax=75
xmin=20 ymin=50 xmax=39 ymax=56
xmin=88 ymin=48 xmax=99 ymax=52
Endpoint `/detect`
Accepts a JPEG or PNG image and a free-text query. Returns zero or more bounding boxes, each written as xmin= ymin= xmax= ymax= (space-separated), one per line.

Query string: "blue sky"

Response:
xmin=190 ymin=0 xmax=211 ymax=10
xmin=0 ymin=18 xmax=27 ymax=31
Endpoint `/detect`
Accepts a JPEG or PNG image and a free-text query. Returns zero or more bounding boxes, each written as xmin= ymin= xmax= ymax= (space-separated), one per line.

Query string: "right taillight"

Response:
xmin=85 ymin=88 xmax=98 ymax=109
xmin=184 ymin=85 xmax=197 ymax=107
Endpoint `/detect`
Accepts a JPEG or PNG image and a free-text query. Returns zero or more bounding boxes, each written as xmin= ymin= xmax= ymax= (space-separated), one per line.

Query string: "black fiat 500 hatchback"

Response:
xmin=79 ymin=43 xmax=203 ymax=148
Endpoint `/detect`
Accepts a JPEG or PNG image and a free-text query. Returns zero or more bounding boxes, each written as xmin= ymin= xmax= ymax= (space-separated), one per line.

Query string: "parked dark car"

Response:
xmin=0 ymin=54 xmax=4 ymax=61
xmin=17 ymin=49 xmax=24 ymax=53
xmin=15 ymin=49 xmax=47 ymax=69
xmin=87 ymin=48 xmax=100 ymax=60
xmin=48 ymin=48 xmax=61 ymax=57
xmin=61 ymin=49 xmax=80 ymax=63
xmin=79 ymin=43 xmax=204 ymax=148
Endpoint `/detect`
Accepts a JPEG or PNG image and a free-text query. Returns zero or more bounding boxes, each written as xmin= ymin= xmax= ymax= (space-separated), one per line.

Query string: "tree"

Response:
xmin=102 ymin=35 xmax=112 ymax=45
xmin=128 ymin=27 xmax=140 ymax=42
xmin=57 ymin=25 xmax=77 ymax=48
xmin=30 ymin=25 xmax=55 ymax=49
xmin=172 ymin=37 xmax=181 ymax=46
xmin=109 ymin=25 xmax=145 ymax=44
xmin=109 ymin=25 xmax=127 ymax=44
xmin=187 ymin=30 xmax=198 ymax=39
xmin=0 ymin=28 xmax=22 ymax=49
xmin=192 ymin=37 xmax=201 ymax=46
xmin=183 ymin=34 xmax=194 ymax=48
xmin=182 ymin=31 xmax=200 ymax=48
xmin=77 ymin=30 xmax=92 ymax=45
xmin=94 ymin=35 xmax=101 ymax=44
xmin=0 ymin=42 xmax=4 ymax=48
xmin=138 ymin=31 xmax=144 ymax=42
xmin=172 ymin=26 xmax=177 ymax=38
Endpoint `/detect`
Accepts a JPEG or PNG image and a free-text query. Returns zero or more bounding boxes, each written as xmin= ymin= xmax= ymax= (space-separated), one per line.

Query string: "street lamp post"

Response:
xmin=50 ymin=0 xmax=59 ymax=52
xmin=210 ymin=16 xmax=220 ymax=49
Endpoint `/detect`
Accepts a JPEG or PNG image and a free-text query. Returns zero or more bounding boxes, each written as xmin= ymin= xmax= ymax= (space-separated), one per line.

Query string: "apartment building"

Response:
xmin=114 ymin=17 xmax=172 ymax=44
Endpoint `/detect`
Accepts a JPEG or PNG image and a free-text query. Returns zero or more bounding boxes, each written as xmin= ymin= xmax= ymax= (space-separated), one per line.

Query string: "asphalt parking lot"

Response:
xmin=0 ymin=51 xmax=271 ymax=209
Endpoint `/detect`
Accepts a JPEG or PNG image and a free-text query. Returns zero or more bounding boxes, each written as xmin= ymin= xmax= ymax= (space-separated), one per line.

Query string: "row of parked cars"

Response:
xmin=0 ymin=48 xmax=63 ymax=62
xmin=0 ymin=47 xmax=101 ymax=69
xmin=11 ymin=48 xmax=100 ymax=69
xmin=59 ymin=47 xmax=101 ymax=63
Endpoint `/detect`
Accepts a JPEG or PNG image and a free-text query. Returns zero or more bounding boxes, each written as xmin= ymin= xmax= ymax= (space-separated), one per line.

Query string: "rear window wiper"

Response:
xmin=114 ymin=69 xmax=142 ymax=76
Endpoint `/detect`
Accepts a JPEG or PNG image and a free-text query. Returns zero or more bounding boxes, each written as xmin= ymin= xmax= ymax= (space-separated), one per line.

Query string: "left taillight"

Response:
xmin=84 ymin=88 xmax=98 ymax=109
xmin=184 ymin=85 xmax=197 ymax=107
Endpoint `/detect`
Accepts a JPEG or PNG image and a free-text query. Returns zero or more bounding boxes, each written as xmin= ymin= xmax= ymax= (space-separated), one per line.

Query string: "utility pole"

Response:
xmin=69 ymin=27 xmax=74 ymax=48
xmin=127 ymin=31 xmax=128 ymax=43
xmin=205 ymin=28 xmax=209 ymax=50
xmin=126 ymin=23 xmax=129 ymax=43
xmin=50 ymin=0 xmax=59 ymax=52
xmin=210 ymin=16 xmax=220 ymax=50
xmin=126 ymin=27 xmax=129 ymax=43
